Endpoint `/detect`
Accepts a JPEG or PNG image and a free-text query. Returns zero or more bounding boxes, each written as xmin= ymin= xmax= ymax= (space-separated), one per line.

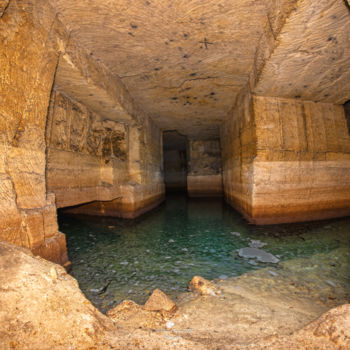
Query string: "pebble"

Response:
xmin=249 ymin=240 xmax=267 ymax=248
xmin=231 ymin=232 xmax=241 ymax=237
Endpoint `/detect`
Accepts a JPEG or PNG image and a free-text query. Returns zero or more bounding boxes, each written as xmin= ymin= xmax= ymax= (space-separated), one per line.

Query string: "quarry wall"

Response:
xmin=0 ymin=0 xmax=165 ymax=265
xmin=222 ymin=93 xmax=350 ymax=224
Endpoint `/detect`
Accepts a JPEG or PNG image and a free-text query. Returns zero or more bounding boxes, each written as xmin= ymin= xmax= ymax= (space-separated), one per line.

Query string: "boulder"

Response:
xmin=188 ymin=276 xmax=220 ymax=296
xmin=106 ymin=300 xmax=143 ymax=320
xmin=143 ymin=289 xmax=177 ymax=313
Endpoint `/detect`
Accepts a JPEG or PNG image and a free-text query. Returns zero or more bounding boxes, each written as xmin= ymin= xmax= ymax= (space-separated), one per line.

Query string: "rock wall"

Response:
xmin=0 ymin=0 xmax=69 ymax=266
xmin=46 ymin=91 xmax=128 ymax=208
xmin=252 ymin=95 xmax=350 ymax=224
xmin=187 ymin=139 xmax=223 ymax=197
xmin=65 ymin=116 xmax=165 ymax=219
xmin=222 ymin=94 xmax=350 ymax=224
xmin=221 ymin=91 xmax=256 ymax=215
xmin=0 ymin=0 xmax=165 ymax=266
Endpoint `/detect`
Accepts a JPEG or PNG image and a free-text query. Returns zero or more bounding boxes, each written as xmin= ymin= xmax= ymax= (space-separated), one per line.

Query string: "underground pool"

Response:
xmin=58 ymin=195 xmax=350 ymax=313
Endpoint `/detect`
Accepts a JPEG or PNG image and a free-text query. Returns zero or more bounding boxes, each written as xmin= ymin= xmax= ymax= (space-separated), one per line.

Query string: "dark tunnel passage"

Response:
xmin=162 ymin=130 xmax=188 ymax=194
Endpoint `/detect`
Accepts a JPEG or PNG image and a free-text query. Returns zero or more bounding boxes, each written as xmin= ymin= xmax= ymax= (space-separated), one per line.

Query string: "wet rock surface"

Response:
xmin=238 ymin=247 xmax=280 ymax=263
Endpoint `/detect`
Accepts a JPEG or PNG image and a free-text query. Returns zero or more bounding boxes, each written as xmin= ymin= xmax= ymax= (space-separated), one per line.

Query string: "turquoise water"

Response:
xmin=59 ymin=195 xmax=350 ymax=312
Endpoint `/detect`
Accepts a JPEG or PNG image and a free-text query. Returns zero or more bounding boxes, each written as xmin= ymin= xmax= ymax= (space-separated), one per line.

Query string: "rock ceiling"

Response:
xmin=51 ymin=0 xmax=350 ymax=138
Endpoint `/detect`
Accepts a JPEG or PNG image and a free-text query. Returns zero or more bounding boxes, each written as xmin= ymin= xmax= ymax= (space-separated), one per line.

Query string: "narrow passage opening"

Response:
xmin=162 ymin=130 xmax=188 ymax=194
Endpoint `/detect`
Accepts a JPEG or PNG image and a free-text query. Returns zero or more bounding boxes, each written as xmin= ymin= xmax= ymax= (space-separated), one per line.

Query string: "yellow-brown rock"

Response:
xmin=0 ymin=240 xmax=114 ymax=349
xmin=188 ymin=276 xmax=221 ymax=296
xmin=222 ymin=93 xmax=350 ymax=224
xmin=144 ymin=289 xmax=177 ymax=313
xmin=0 ymin=0 xmax=70 ymax=266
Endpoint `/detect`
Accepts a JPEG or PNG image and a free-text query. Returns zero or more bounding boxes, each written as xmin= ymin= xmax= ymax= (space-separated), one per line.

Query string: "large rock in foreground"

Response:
xmin=0 ymin=240 xmax=114 ymax=349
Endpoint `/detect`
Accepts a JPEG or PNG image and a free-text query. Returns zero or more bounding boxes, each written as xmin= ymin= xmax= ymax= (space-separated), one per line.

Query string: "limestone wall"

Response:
xmin=64 ymin=116 xmax=165 ymax=219
xmin=222 ymin=94 xmax=350 ymax=224
xmin=0 ymin=0 xmax=69 ymax=266
xmin=221 ymin=92 xmax=256 ymax=215
xmin=252 ymin=96 xmax=350 ymax=224
xmin=0 ymin=0 xmax=165 ymax=267
xmin=46 ymin=91 xmax=128 ymax=208
xmin=187 ymin=139 xmax=223 ymax=197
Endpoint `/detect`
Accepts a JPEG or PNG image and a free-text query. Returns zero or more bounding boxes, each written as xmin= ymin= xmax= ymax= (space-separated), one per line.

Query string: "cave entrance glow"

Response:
xmin=59 ymin=195 xmax=350 ymax=313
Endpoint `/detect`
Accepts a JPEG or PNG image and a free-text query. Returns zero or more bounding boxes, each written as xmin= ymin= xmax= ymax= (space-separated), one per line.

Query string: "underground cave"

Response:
xmin=1 ymin=0 xmax=350 ymax=349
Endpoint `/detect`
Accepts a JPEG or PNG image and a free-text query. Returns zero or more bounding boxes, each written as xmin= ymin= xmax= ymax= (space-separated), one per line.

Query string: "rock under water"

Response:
xmin=238 ymin=247 xmax=280 ymax=263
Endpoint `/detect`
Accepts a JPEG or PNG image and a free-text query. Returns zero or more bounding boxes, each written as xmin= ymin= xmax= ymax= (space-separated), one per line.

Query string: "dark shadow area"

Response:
xmin=163 ymin=130 xmax=188 ymax=193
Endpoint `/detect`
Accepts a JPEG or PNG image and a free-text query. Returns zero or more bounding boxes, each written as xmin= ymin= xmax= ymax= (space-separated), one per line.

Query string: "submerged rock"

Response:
xmin=188 ymin=276 xmax=220 ymax=296
xmin=238 ymin=247 xmax=280 ymax=264
xmin=231 ymin=231 xmax=241 ymax=237
xmin=249 ymin=239 xmax=267 ymax=248
xmin=144 ymin=289 xmax=177 ymax=313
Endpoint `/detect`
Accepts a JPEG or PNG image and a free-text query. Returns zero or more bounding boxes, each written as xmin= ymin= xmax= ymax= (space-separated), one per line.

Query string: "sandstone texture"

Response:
xmin=0 ymin=240 xmax=115 ymax=349
xmin=0 ymin=0 xmax=70 ymax=266
xmin=0 ymin=0 xmax=165 ymax=264
xmin=221 ymin=91 xmax=256 ymax=218
xmin=144 ymin=289 xmax=177 ymax=313
xmin=252 ymin=96 xmax=350 ymax=224
xmin=46 ymin=91 xmax=128 ymax=208
xmin=188 ymin=276 xmax=221 ymax=296
xmin=222 ymin=93 xmax=350 ymax=224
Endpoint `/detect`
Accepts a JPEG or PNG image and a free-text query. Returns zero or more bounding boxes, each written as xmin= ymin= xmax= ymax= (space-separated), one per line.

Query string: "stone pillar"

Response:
xmin=221 ymin=92 xmax=256 ymax=217
xmin=252 ymin=96 xmax=350 ymax=224
xmin=222 ymin=94 xmax=350 ymax=224
xmin=0 ymin=0 xmax=70 ymax=267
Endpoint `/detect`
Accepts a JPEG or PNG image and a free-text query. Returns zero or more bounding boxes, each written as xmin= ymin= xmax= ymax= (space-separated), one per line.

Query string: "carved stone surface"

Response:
xmin=222 ymin=94 xmax=350 ymax=224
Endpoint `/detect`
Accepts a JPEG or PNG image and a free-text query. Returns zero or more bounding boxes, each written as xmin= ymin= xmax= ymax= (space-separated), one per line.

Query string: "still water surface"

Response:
xmin=58 ymin=195 xmax=350 ymax=312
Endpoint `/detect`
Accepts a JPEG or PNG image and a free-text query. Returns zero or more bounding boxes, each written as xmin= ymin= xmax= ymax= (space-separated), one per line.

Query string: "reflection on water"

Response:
xmin=58 ymin=195 xmax=350 ymax=312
